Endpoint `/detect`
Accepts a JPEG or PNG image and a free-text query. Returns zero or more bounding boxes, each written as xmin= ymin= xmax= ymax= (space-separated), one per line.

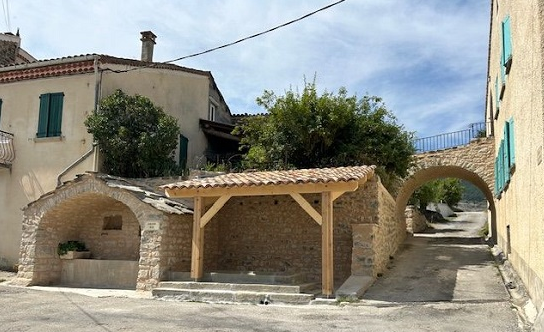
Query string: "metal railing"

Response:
xmin=414 ymin=122 xmax=486 ymax=153
xmin=0 ymin=130 xmax=15 ymax=167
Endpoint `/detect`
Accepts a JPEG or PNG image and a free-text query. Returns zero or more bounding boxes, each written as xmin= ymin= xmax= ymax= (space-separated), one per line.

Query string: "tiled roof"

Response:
xmin=27 ymin=172 xmax=192 ymax=214
xmin=0 ymin=58 xmax=95 ymax=83
xmin=0 ymin=54 xmax=211 ymax=83
xmin=162 ymin=166 xmax=375 ymax=191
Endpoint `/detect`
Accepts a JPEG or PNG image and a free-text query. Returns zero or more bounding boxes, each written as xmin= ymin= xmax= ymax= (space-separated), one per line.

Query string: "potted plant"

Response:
xmin=57 ymin=240 xmax=90 ymax=259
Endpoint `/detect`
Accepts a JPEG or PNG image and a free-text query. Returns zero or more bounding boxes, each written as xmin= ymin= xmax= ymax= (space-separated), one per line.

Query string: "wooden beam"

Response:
xmin=165 ymin=181 xmax=359 ymax=198
xmin=191 ymin=196 xmax=204 ymax=280
xmin=200 ymin=195 xmax=231 ymax=228
xmin=331 ymin=191 xmax=346 ymax=202
xmin=290 ymin=193 xmax=322 ymax=225
xmin=321 ymin=191 xmax=334 ymax=296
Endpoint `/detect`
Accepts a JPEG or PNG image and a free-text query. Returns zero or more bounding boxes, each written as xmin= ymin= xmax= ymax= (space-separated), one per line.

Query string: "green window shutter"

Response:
xmin=500 ymin=54 xmax=506 ymax=86
xmin=503 ymin=122 xmax=510 ymax=169
xmin=502 ymin=16 xmax=512 ymax=67
xmin=508 ymin=118 xmax=515 ymax=167
xmin=179 ymin=134 xmax=189 ymax=170
xmin=503 ymin=139 xmax=510 ymax=184
xmin=499 ymin=143 xmax=504 ymax=191
xmin=494 ymin=77 xmax=500 ymax=112
xmin=48 ymin=93 xmax=64 ymax=137
xmin=494 ymin=157 xmax=499 ymax=196
xmin=37 ymin=94 xmax=51 ymax=138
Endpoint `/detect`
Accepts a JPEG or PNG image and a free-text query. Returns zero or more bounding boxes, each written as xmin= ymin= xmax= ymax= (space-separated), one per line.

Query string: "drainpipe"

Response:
xmin=56 ymin=56 xmax=102 ymax=186
xmin=56 ymin=143 xmax=98 ymax=187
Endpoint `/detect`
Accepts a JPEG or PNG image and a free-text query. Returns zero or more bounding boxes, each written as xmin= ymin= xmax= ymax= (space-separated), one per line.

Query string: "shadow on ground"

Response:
xmin=362 ymin=236 xmax=497 ymax=303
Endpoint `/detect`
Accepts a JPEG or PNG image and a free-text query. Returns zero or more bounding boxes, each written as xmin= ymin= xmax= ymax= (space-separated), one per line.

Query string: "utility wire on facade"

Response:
xmin=108 ymin=0 xmax=346 ymax=73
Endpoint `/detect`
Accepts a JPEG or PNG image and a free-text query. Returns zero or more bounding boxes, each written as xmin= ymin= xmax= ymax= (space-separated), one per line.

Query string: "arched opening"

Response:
xmin=396 ymin=166 xmax=496 ymax=243
xmin=31 ymin=193 xmax=142 ymax=288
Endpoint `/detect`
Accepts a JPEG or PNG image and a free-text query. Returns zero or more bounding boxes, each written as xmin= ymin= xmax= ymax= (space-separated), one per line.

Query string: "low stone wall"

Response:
xmin=61 ymin=259 xmax=138 ymax=289
xmin=405 ymin=206 xmax=427 ymax=233
xmin=351 ymin=179 xmax=406 ymax=278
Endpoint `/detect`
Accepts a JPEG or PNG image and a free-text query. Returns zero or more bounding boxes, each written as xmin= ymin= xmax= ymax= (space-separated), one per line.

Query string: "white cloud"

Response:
xmin=4 ymin=0 xmax=490 ymax=137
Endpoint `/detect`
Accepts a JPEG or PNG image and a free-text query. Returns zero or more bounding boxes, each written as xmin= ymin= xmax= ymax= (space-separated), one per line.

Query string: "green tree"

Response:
xmin=409 ymin=181 xmax=438 ymax=211
xmin=436 ymin=178 xmax=464 ymax=207
xmin=409 ymin=178 xmax=465 ymax=211
xmin=85 ymin=89 xmax=181 ymax=178
xmin=235 ymin=81 xmax=415 ymax=186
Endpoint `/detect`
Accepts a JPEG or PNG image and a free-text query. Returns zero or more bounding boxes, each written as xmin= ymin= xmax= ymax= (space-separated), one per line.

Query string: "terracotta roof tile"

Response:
xmin=162 ymin=166 xmax=375 ymax=190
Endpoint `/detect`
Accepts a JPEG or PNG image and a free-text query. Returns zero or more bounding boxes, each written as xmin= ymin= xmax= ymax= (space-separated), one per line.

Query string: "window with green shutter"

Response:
xmin=507 ymin=118 xmax=515 ymax=167
xmin=179 ymin=134 xmax=189 ymax=171
xmin=494 ymin=77 xmax=500 ymax=116
xmin=37 ymin=93 xmax=64 ymax=138
xmin=502 ymin=15 xmax=513 ymax=73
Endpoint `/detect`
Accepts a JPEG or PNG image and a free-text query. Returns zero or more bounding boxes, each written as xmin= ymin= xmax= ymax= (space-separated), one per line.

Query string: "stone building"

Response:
xmin=15 ymin=166 xmax=406 ymax=298
xmin=0 ymin=31 xmax=237 ymax=269
xmin=485 ymin=0 xmax=544 ymax=319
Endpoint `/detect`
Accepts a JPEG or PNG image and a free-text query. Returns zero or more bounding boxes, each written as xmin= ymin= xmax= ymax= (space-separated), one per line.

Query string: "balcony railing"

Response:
xmin=0 ymin=130 xmax=15 ymax=168
xmin=414 ymin=122 xmax=486 ymax=153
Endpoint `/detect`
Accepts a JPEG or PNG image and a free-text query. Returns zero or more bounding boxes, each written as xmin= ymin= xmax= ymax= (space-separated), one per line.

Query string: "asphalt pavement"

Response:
xmin=0 ymin=211 xmax=526 ymax=331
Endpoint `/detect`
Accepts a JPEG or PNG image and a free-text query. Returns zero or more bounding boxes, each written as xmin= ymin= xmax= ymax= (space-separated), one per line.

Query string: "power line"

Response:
xmin=108 ymin=0 xmax=346 ymax=73
xmin=164 ymin=0 xmax=346 ymax=63
xmin=1 ymin=0 xmax=10 ymax=31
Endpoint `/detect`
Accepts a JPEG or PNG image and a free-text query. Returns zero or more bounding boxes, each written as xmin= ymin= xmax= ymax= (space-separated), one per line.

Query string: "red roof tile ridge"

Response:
xmin=162 ymin=165 xmax=375 ymax=190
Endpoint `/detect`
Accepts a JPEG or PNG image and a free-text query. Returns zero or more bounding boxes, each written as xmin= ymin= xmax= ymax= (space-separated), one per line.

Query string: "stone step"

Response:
xmin=153 ymin=288 xmax=315 ymax=305
xmin=156 ymin=281 xmax=319 ymax=294
xmin=168 ymin=271 xmax=308 ymax=285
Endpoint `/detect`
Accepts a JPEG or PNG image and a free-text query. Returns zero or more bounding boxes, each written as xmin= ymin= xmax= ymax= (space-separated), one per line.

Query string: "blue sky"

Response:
xmin=2 ymin=0 xmax=490 ymax=138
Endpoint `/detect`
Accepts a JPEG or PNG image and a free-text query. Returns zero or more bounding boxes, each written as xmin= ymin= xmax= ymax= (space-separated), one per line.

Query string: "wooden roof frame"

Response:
xmin=163 ymin=168 xmax=374 ymax=296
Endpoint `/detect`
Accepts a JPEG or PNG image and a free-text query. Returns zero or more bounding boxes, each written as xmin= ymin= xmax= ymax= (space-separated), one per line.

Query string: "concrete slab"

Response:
xmin=335 ymin=275 xmax=374 ymax=301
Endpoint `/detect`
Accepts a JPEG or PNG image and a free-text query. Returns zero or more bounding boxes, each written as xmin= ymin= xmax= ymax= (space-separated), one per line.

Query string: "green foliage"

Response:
xmin=409 ymin=178 xmax=465 ymax=210
xmin=57 ymin=241 xmax=87 ymax=256
xmin=437 ymin=178 xmax=464 ymax=207
xmin=234 ymin=81 xmax=415 ymax=183
xmin=85 ymin=90 xmax=182 ymax=178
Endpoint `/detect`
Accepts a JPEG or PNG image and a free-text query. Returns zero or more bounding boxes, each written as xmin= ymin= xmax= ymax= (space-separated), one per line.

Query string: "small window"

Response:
xmin=103 ymin=215 xmax=123 ymax=230
xmin=179 ymin=134 xmax=188 ymax=170
xmin=37 ymin=92 xmax=64 ymax=138
xmin=208 ymin=103 xmax=216 ymax=121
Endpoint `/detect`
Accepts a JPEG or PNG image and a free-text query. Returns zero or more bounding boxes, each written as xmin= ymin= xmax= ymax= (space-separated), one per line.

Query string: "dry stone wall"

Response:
xmin=405 ymin=206 xmax=427 ymax=233
xmin=210 ymin=176 xmax=404 ymax=287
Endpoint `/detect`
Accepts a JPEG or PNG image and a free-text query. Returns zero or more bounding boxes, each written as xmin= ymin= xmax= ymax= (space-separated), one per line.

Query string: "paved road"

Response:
xmin=0 ymin=212 xmax=524 ymax=331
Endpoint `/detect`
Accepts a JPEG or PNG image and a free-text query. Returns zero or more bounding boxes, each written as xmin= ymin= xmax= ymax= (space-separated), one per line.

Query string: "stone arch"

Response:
xmin=396 ymin=138 xmax=496 ymax=241
xmin=16 ymin=175 xmax=170 ymax=290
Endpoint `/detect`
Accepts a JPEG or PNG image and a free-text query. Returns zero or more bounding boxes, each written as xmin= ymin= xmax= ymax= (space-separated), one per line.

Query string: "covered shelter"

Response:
xmin=162 ymin=166 xmax=376 ymax=296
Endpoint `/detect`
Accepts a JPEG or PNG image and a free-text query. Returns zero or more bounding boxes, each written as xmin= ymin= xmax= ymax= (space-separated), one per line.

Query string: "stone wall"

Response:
xmin=0 ymin=40 xmax=17 ymax=66
xmin=16 ymin=175 xmax=184 ymax=291
xmin=405 ymin=206 xmax=427 ymax=233
xmin=350 ymin=179 xmax=406 ymax=278
xmin=208 ymin=176 xmax=404 ymax=287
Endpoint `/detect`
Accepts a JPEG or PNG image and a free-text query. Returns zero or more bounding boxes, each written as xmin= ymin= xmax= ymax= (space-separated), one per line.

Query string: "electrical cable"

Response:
xmin=165 ymin=0 xmax=345 ymax=63
xmin=107 ymin=0 xmax=346 ymax=73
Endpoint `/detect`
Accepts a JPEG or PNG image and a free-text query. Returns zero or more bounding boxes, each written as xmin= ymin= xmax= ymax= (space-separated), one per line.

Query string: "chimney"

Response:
xmin=140 ymin=31 xmax=156 ymax=62
xmin=0 ymin=32 xmax=21 ymax=66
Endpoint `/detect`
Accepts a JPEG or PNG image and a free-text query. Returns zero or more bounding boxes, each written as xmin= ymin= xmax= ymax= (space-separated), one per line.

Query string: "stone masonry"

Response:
xmin=204 ymin=176 xmax=405 ymax=288
xmin=15 ymin=174 xmax=191 ymax=291
xmin=16 ymin=173 xmax=405 ymax=294
xmin=395 ymin=138 xmax=495 ymax=238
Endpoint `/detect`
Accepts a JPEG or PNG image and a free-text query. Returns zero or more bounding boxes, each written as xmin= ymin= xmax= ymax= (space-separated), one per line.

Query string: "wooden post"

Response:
xmin=321 ymin=191 xmax=334 ymax=296
xmin=191 ymin=196 xmax=204 ymax=280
